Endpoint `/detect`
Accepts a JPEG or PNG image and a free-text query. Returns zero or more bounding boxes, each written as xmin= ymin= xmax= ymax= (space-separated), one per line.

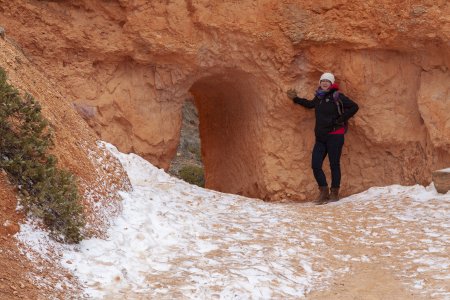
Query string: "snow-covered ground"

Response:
xmin=16 ymin=143 xmax=450 ymax=299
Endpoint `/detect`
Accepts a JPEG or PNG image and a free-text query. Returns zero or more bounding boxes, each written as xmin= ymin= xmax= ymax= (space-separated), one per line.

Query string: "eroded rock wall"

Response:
xmin=1 ymin=0 xmax=449 ymax=200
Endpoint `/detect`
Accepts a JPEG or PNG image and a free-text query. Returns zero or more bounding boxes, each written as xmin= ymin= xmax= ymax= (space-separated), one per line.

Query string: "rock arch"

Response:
xmin=189 ymin=70 xmax=267 ymax=198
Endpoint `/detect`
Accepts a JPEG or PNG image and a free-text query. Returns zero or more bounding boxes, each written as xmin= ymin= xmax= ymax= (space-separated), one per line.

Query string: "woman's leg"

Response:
xmin=327 ymin=134 xmax=345 ymax=188
xmin=311 ymin=139 xmax=328 ymax=187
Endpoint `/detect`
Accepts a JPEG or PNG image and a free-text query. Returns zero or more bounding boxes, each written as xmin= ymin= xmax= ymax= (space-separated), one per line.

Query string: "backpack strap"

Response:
xmin=332 ymin=91 xmax=344 ymax=116
xmin=332 ymin=91 xmax=348 ymax=133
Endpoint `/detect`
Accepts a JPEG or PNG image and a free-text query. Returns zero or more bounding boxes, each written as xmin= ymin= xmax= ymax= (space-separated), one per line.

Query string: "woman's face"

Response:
xmin=320 ymin=80 xmax=332 ymax=90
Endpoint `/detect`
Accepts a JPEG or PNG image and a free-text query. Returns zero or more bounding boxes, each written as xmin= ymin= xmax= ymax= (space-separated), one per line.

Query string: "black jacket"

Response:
xmin=293 ymin=90 xmax=359 ymax=138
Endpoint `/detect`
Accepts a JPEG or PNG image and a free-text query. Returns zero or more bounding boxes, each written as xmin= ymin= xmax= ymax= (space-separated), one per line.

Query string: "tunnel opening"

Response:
xmin=168 ymin=100 xmax=205 ymax=187
xmin=178 ymin=70 xmax=266 ymax=198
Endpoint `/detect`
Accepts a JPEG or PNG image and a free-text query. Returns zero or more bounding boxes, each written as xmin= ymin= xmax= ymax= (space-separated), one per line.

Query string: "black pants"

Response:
xmin=311 ymin=134 xmax=345 ymax=188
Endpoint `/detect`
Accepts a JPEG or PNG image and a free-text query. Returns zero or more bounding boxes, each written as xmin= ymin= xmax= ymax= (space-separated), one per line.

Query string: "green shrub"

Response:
xmin=178 ymin=165 xmax=205 ymax=187
xmin=0 ymin=67 xmax=85 ymax=243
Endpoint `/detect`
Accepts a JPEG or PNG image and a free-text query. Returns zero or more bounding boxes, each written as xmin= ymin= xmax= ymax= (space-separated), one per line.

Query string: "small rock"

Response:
xmin=432 ymin=168 xmax=450 ymax=194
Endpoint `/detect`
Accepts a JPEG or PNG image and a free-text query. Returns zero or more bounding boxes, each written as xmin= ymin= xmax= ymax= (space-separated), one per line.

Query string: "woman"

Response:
xmin=287 ymin=72 xmax=359 ymax=204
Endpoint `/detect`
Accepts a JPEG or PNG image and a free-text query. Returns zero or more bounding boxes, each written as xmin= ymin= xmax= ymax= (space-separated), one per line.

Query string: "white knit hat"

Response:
xmin=319 ymin=72 xmax=335 ymax=84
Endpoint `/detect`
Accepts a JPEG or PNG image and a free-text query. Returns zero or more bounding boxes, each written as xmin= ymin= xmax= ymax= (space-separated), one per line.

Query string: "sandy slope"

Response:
xmin=0 ymin=35 xmax=128 ymax=300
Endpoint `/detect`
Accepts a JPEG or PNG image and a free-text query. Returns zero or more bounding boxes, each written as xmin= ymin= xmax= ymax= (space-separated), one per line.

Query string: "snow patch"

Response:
xmin=15 ymin=143 xmax=450 ymax=299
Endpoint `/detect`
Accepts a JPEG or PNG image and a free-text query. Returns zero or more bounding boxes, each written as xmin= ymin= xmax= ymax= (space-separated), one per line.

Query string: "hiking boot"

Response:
xmin=329 ymin=187 xmax=340 ymax=202
xmin=314 ymin=186 xmax=329 ymax=205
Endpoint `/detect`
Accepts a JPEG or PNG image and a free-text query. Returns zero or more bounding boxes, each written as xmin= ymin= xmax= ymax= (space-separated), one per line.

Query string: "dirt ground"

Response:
xmin=52 ymin=161 xmax=448 ymax=299
xmin=2 ymin=172 xmax=449 ymax=299
xmin=307 ymin=262 xmax=425 ymax=300
xmin=0 ymin=172 xmax=40 ymax=300
xmin=0 ymin=173 xmax=80 ymax=300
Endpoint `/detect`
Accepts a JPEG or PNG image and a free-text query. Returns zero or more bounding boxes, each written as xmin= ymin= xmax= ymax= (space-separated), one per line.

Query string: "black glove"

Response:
xmin=287 ymin=89 xmax=298 ymax=100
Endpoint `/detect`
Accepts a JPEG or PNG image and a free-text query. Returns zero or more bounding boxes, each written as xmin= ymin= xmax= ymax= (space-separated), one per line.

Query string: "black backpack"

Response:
xmin=332 ymin=91 xmax=348 ymax=133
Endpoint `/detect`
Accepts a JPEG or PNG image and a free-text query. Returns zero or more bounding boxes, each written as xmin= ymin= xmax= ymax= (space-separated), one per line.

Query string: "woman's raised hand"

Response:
xmin=287 ymin=89 xmax=298 ymax=100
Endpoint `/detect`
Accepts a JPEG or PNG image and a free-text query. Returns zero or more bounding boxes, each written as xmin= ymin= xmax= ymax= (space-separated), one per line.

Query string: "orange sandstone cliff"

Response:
xmin=1 ymin=0 xmax=449 ymax=200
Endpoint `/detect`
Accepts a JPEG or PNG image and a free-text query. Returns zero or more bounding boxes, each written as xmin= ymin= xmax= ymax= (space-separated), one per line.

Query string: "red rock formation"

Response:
xmin=1 ymin=0 xmax=449 ymax=200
